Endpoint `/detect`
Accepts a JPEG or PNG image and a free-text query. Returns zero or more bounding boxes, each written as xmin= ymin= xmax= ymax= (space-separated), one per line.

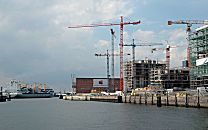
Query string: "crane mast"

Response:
xmin=110 ymin=29 xmax=115 ymax=92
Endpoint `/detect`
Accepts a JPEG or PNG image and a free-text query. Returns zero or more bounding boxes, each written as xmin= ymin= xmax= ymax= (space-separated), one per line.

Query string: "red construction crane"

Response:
xmin=68 ymin=16 xmax=141 ymax=91
xmin=168 ymin=20 xmax=208 ymax=68
xmin=95 ymin=50 xmax=130 ymax=92
xmin=151 ymin=45 xmax=186 ymax=73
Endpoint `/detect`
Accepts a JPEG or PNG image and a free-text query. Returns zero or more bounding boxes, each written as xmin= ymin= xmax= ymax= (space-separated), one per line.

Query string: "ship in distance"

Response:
xmin=15 ymin=87 xmax=54 ymax=98
xmin=7 ymin=80 xmax=54 ymax=98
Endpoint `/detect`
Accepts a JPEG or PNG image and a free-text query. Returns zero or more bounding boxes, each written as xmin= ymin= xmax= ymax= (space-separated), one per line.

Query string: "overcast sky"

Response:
xmin=0 ymin=0 xmax=207 ymax=91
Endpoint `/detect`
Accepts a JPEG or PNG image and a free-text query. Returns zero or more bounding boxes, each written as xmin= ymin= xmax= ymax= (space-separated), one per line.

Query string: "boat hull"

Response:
xmin=14 ymin=93 xmax=54 ymax=98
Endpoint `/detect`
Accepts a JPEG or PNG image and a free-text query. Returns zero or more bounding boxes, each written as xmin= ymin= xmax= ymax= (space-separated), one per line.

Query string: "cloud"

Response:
xmin=0 ymin=0 xmax=135 ymax=90
xmin=94 ymin=40 xmax=110 ymax=48
xmin=133 ymin=29 xmax=156 ymax=42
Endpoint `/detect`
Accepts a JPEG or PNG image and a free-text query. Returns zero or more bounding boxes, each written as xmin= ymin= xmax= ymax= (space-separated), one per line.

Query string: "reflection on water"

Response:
xmin=0 ymin=98 xmax=207 ymax=130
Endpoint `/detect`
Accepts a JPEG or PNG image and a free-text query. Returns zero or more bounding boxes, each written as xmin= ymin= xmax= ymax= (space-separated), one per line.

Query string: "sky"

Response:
xmin=0 ymin=0 xmax=207 ymax=91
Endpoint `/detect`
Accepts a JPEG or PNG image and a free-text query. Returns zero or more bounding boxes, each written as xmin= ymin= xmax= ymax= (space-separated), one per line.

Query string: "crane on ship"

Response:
xmin=168 ymin=20 xmax=208 ymax=68
xmin=95 ymin=50 xmax=130 ymax=92
xmin=68 ymin=16 xmax=141 ymax=91
xmin=123 ymin=39 xmax=163 ymax=89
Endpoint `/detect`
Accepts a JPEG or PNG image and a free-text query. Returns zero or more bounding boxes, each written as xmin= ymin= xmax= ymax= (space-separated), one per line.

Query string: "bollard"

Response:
xmin=117 ymin=96 xmax=122 ymax=103
xmin=175 ymin=94 xmax=178 ymax=107
xmin=85 ymin=96 xmax=87 ymax=101
xmin=7 ymin=94 xmax=11 ymax=101
xmin=124 ymin=96 xmax=127 ymax=103
xmin=151 ymin=94 xmax=154 ymax=105
xmin=185 ymin=93 xmax=189 ymax=107
xmin=157 ymin=94 xmax=161 ymax=107
xmin=166 ymin=92 xmax=169 ymax=106
xmin=139 ymin=95 xmax=142 ymax=104
xmin=145 ymin=92 xmax=147 ymax=105
xmin=71 ymin=96 xmax=73 ymax=101
xmin=129 ymin=95 xmax=131 ymax=103
xmin=134 ymin=95 xmax=136 ymax=104
xmin=197 ymin=90 xmax=200 ymax=108
xmin=59 ymin=95 xmax=63 ymax=99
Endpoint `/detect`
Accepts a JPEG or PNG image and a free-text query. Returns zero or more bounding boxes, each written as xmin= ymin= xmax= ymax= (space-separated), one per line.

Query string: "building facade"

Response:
xmin=124 ymin=60 xmax=166 ymax=89
xmin=161 ymin=69 xmax=190 ymax=89
xmin=75 ymin=78 xmax=120 ymax=93
xmin=189 ymin=25 xmax=208 ymax=88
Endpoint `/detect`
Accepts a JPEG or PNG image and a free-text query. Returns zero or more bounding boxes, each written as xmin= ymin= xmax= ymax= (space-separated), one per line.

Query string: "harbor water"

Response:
xmin=0 ymin=98 xmax=207 ymax=130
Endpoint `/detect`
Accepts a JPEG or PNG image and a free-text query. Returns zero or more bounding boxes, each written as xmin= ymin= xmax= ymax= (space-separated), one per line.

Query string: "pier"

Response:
xmin=62 ymin=93 xmax=208 ymax=108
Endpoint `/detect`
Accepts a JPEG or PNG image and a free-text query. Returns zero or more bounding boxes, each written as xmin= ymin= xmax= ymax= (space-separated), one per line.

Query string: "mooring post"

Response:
xmin=157 ymin=94 xmax=161 ymax=107
xmin=117 ymin=96 xmax=123 ymax=103
xmin=134 ymin=95 xmax=136 ymax=104
xmin=197 ymin=90 xmax=200 ymax=108
xmin=151 ymin=94 xmax=154 ymax=105
xmin=139 ymin=94 xmax=142 ymax=104
xmin=175 ymin=94 xmax=178 ymax=107
xmin=166 ymin=91 xmax=169 ymax=106
xmin=185 ymin=93 xmax=189 ymax=107
xmin=124 ymin=96 xmax=127 ymax=103
xmin=59 ymin=95 xmax=63 ymax=99
xmin=129 ymin=95 xmax=131 ymax=103
xmin=145 ymin=91 xmax=147 ymax=105
xmin=7 ymin=94 xmax=11 ymax=101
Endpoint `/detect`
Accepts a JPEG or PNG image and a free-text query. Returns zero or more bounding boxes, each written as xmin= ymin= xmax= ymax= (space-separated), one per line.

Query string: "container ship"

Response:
xmin=14 ymin=83 xmax=54 ymax=98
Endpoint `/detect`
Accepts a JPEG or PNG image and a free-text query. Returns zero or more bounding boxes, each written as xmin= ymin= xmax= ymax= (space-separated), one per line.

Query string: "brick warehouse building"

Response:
xmin=75 ymin=78 xmax=120 ymax=93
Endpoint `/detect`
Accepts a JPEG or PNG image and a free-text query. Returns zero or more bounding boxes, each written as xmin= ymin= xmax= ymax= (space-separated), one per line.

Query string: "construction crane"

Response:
xmin=151 ymin=44 xmax=186 ymax=73
xmin=152 ymin=45 xmax=180 ymax=88
xmin=95 ymin=50 xmax=130 ymax=92
xmin=68 ymin=16 xmax=141 ymax=91
xmin=123 ymin=39 xmax=163 ymax=89
xmin=168 ymin=20 xmax=208 ymax=68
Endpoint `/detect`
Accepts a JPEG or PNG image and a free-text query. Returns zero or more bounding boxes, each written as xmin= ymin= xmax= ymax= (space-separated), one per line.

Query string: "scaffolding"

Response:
xmin=189 ymin=25 xmax=208 ymax=88
xmin=124 ymin=60 xmax=166 ymax=89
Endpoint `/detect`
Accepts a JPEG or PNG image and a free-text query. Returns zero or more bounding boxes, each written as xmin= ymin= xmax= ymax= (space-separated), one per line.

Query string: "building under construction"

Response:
xmin=124 ymin=59 xmax=190 ymax=90
xmin=160 ymin=68 xmax=190 ymax=89
xmin=124 ymin=60 xmax=166 ymax=89
xmin=189 ymin=25 xmax=208 ymax=88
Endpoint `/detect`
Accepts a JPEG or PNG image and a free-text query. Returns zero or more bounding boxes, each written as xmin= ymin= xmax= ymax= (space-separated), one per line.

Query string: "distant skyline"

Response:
xmin=0 ymin=0 xmax=207 ymax=91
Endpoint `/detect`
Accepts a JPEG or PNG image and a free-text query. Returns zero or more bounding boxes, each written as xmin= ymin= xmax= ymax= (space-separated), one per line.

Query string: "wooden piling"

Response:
xmin=145 ymin=92 xmax=147 ymax=105
xmin=175 ymin=94 xmax=178 ymax=107
xmin=139 ymin=95 xmax=142 ymax=104
xmin=129 ymin=95 xmax=131 ymax=103
xmin=166 ymin=92 xmax=169 ymax=106
xmin=185 ymin=93 xmax=189 ymax=107
xmin=197 ymin=90 xmax=200 ymax=108
xmin=133 ymin=95 xmax=136 ymax=104
xmin=157 ymin=94 xmax=161 ymax=107
xmin=151 ymin=94 xmax=154 ymax=105
xmin=117 ymin=96 xmax=122 ymax=103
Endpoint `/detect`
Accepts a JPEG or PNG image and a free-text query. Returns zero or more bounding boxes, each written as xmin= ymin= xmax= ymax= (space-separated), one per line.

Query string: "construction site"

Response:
xmin=68 ymin=18 xmax=208 ymax=95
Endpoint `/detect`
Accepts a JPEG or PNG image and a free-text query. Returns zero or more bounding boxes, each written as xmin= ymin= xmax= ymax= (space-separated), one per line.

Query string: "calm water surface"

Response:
xmin=0 ymin=98 xmax=207 ymax=130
